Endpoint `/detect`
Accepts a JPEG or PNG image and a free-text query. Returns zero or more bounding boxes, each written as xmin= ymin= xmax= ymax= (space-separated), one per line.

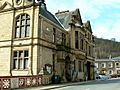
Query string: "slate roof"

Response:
xmin=40 ymin=8 xmax=64 ymax=29
xmin=112 ymin=56 xmax=120 ymax=61
xmin=83 ymin=21 xmax=92 ymax=33
xmin=55 ymin=9 xmax=83 ymax=29
xmin=56 ymin=11 xmax=72 ymax=29
xmin=95 ymin=59 xmax=114 ymax=62
xmin=95 ymin=56 xmax=120 ymax=62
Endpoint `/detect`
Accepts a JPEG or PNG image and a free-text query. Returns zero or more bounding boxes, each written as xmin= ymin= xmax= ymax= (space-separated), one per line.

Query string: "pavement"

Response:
xmin=16 ymin=80 xmax=95 ymax=90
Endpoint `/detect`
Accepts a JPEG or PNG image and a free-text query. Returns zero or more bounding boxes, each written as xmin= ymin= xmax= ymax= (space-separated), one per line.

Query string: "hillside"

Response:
xmin=94 ymin=37 xmax=120 ymax=59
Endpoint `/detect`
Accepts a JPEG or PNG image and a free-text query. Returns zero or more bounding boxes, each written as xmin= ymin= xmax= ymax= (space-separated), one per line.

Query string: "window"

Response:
xmin=101 ymin=63 xmax=106 ymax=68
xmin=102 ymin=63 xmax=104 ymax=67
xmin=117 ymin=70 xmax=120 ymax=74
xmin=80 ymin=38 xmax=84 ymax=50
xmin=116 ymin=63 xmax=119 ymax=66
xmin=16 ymin=0 xmax=21 ymax=4
xmin=109 ymin=70 xmax=112 ymax=74
xmin=13 ymin=50 xmax=29 ymax=70
xmin=15 ymin=14 xmax=30 ymax=38
xmin=62 ymin=33 xmax=66 ymax=45
xmin=95 ymin=63 xmax=98 ymax=68
xmin=108 ymin=62 xmax=113 ymax=68
xmin=53 ymin=28 xmax=56 ymax=43
xmin=75 ymin=31 xmax=79 ymax=49
xmin=89 ymin=46 xmax=91 ymax=55
xmin=45 ymin=64 xmax=52 ymax=74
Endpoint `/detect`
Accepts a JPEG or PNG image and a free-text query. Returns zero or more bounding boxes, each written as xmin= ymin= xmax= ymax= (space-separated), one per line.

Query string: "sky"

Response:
xmin=45 ymin=0 xmax=120 ymax=41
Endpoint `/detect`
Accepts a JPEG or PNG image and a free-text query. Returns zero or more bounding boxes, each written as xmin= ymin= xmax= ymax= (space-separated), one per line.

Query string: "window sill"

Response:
xmin=13 ymin=37 xmax=31 ymax=41
xmin=12 ymin=69 xmax=29 ymax=71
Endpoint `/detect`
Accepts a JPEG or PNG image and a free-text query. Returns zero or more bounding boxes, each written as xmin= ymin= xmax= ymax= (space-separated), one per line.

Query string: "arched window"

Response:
xmin=15 ymin=14 xmax=30 ymax=38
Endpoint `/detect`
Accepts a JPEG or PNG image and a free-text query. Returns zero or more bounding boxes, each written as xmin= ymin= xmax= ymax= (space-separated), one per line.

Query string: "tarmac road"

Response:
xmin=52 ymin=78 xmax=120 ymax=90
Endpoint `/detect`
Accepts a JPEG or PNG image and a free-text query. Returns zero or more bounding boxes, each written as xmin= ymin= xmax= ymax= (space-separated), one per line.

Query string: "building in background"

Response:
xmin=56 ymin=9 xmax=95 ymax=81
xmin=95 ymin=56 xmax=120 ymax=76
xmin=0 ymin=0 xmax=95 ymax=83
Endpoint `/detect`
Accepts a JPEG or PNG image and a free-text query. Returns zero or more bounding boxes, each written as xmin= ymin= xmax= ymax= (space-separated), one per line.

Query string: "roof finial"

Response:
xmin=38 ymin=0 xmax=46 ymax=10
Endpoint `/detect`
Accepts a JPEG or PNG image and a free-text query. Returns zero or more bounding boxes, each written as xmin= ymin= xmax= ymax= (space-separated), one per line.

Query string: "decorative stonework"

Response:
xmin=2 ymin=79 xmax=10 ymax=89
xmin=0 ymin=1 xmax=13 ymax=11
xmin=19 ymin=78 xmax=25 ymax=87
xmin=0 ymin=79 xmax=1 ymax=88
xmin=38 ymin=77 xmax=42 ymax=85
xmin=26 ymin=78 xmax=31 ymax=86
xmin=15 ymin=0 xmax=22 ymax=5
xmin=32 ymin=77 xmax=37 ymax=86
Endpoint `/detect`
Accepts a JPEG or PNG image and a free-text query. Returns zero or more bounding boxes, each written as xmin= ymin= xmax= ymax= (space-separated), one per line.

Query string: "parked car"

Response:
xmin=96 ymin=75 xmax=111 ymax=80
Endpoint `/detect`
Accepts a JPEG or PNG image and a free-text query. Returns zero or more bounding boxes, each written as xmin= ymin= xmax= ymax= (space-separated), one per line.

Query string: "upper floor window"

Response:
xmin=53 ymin=28 xmax=56 ymax=43
xmin=75 ymin=31 xmax=79 ymax=49
xmin=89 ymin=46 xmax=91 ymax=55
xmin=116 ymin=63 xmax=119 ymax=66
xmin=80 ymin=38 xmax=84 ymax=50
xmin=95 ymin=63 xmax=98 ymax=68
xmin=62 ymin=33 xmax=66 ymax=45
xmin=101 ymin=63 xmax=106 ymax=68
xmin=15 ymin=14 xmax=30 ymax=38
xmin=108 ymin=62 xmax=113 ymax=68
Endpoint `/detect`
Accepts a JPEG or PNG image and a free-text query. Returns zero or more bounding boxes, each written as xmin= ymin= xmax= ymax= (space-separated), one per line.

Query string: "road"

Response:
xmin=51 ymin=78 xmax=120 ymax=90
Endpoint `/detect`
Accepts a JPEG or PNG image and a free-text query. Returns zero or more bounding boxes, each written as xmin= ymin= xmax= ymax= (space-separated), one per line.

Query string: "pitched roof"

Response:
xmin=95 ymin=59 xmax=114 ymax=62
xmin=83 ymin=21 xmax=92 ymax=33
xmin=55 ymin=9 xmax=83 ymax=29
xmin=40 ymin=8 xmax=64 ymax=29
xmin=95 ymin=56 xmax=120 ymax=62
xmin=112 ymin=56 xmax=120 ymax=61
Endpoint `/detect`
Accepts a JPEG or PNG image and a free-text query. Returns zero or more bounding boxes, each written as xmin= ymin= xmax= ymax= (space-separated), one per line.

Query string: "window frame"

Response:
xmin=13 ymin=50 xmax=29 ymax=70
xmin=108 ymin=62 xmax=113 ymax=68
xmin=53 ymin=28 xmax=56 ymax=43
xmin=15 ymin=14 xmax=30 ymax=38
xmin=62 ymin=33 xmax=66 ymax=45
xmin=75 ymin=31 xmax=79 ymax=49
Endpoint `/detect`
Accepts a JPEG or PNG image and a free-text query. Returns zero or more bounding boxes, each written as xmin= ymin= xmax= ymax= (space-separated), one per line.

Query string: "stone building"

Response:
xmin=95 ymin=57 xmax=120 ymax=75
xmin=0 ymin=0 xmax=95 ymax=82
xmin=56 ymin=9 xmax=95 ymax=80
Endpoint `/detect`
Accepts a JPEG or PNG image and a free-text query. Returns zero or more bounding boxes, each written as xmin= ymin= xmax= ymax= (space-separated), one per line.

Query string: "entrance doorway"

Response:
xmin=87 ymin=61 xmax=91 ymax=80
xmin=65 ymin=56 xmax=71 ymax=81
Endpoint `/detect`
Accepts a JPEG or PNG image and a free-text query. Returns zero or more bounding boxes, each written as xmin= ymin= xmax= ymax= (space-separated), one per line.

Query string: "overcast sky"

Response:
xmin=45 ymin=0 xmax=120 ymax=41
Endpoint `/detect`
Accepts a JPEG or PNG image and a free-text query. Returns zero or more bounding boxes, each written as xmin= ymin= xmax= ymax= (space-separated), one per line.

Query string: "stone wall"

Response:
xmin=0 ymin=75 xmax=51 ymax=89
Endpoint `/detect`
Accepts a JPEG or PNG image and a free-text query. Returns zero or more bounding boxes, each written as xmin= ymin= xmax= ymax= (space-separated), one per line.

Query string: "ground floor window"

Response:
xmin=45 ymin=64 xmax=52 ymax=74
xmin=13 ymin=50 xmax=29 ymax=70
xmin=117 ymin=70 xmax=120 ymax=74
xmin=109 ymin=70 xmax=112 ymax=74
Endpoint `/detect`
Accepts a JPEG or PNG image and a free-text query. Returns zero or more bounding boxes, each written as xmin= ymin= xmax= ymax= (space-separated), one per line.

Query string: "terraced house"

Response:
xmin=95 ymin=57 xmax=120 ymax=75
xmin=0 ymin=0 xmax=95 ymax=88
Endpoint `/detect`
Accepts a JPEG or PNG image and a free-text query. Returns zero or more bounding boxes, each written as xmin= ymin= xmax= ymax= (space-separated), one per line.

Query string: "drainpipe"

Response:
xmin=10 ymin=0 xmax=15 ymax=76
xmin=30 ymin=1 xmax=36 ymax=75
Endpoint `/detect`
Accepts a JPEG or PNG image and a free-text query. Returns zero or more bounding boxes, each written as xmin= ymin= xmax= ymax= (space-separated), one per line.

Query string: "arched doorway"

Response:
xmin=65 ymin=56 xmax=71 ymax=81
